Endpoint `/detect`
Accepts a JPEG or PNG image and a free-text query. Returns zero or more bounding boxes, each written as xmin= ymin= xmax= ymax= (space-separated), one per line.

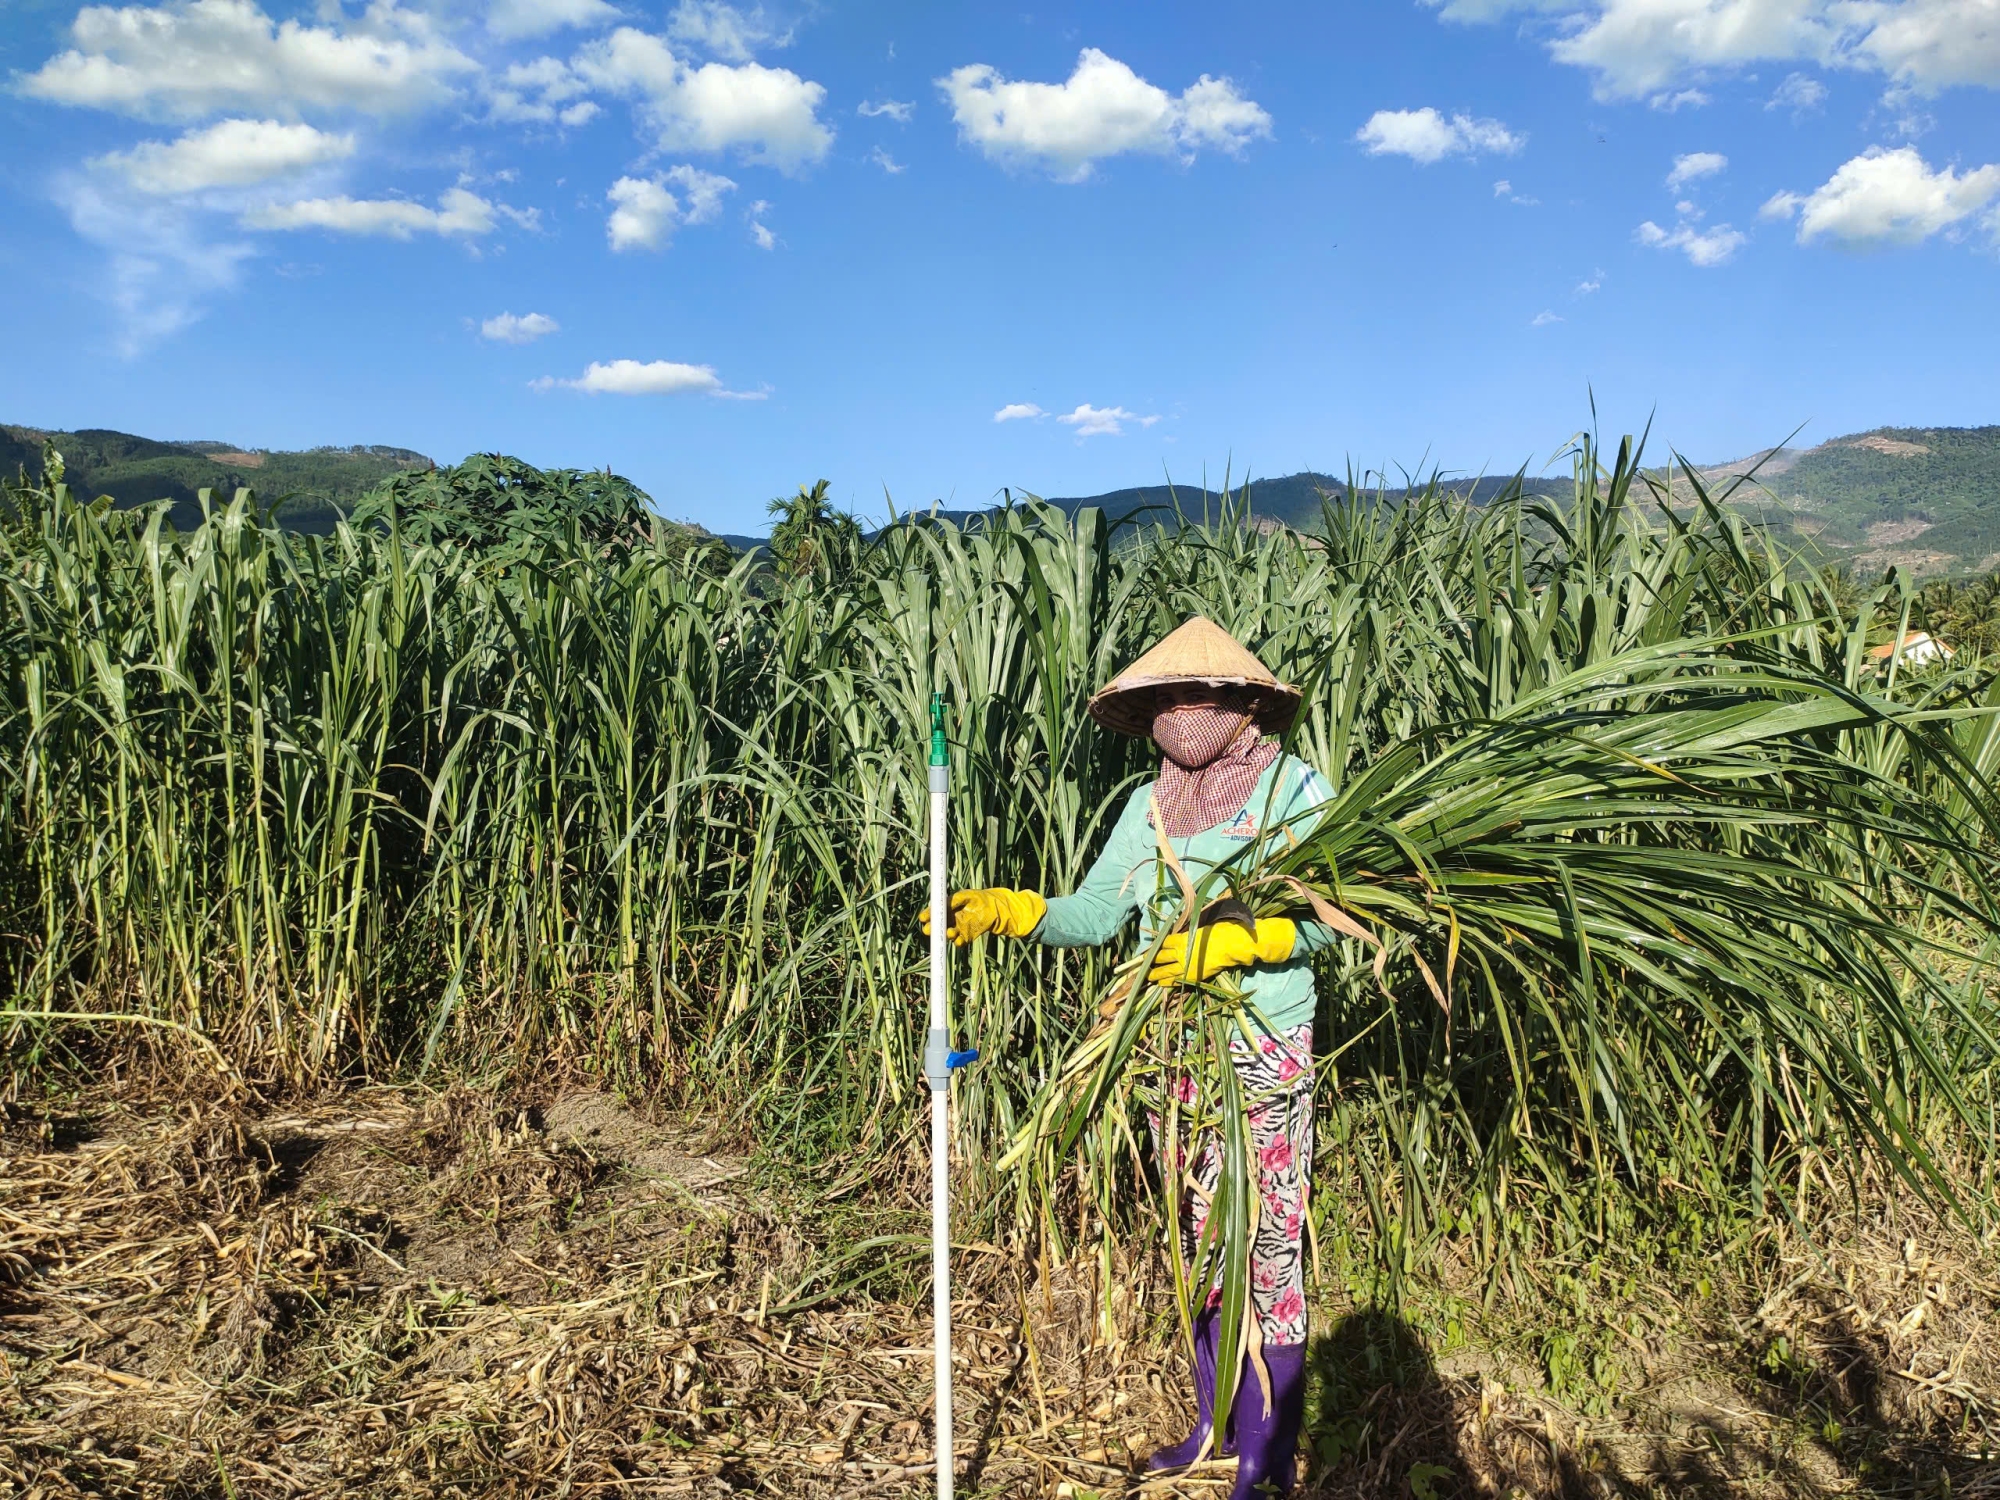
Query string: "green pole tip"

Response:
xmin=929 ymin=691 xmax=948 ymax=767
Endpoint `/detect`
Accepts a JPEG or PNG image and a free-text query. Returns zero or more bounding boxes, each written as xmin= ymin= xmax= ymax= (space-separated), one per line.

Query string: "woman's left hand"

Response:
xmin=1148 ymin=918 xmax=1298 ymax=983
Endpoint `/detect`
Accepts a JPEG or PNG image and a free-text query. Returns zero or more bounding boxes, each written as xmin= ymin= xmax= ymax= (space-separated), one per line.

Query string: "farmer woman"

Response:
xmin=926 ymin=616 xmax=1334 ymax=1499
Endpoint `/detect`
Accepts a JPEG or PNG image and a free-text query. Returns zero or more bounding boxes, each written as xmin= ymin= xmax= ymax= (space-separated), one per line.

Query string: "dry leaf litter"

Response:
xmin=1 ymin=1082 xmax=1994 ymax=1498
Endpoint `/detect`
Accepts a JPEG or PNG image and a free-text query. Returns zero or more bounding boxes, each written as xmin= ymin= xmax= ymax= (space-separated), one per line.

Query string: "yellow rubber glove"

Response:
xmin=920 ymin=888 xmax=1049 ymax=946
xmin=1148 ymin=918 xmax=1298 ymax=984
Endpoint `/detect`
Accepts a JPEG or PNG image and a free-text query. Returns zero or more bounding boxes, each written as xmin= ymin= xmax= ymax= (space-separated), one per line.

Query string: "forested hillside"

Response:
xmin=0 ymin=425 xmax=430 ymax=532
xmin=1698 ymin=425 xmax=2000 ymax=577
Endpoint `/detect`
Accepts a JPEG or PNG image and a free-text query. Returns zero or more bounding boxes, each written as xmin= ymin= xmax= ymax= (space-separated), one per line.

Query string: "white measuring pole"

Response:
xmin=924 ymin=692 xmax=955 ymax=1500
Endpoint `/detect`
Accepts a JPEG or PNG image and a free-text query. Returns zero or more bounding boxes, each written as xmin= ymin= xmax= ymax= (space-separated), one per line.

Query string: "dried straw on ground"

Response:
xmin=3 ymin=1079 xmax=1994 ymax=1498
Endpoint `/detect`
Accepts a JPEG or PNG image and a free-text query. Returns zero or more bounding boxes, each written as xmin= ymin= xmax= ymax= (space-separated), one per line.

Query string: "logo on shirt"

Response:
xmin=1217 ymin=808 xmax=1259 ymax=841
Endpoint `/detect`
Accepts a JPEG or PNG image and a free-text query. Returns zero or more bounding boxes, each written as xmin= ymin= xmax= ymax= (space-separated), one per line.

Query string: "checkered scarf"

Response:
xmin=1151 ymin=704 xmax=1280 ymax=838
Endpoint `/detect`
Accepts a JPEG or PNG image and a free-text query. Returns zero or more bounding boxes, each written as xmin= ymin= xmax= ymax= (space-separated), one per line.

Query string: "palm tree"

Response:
xmin=766 ymin=479 xmax=862 ymax=580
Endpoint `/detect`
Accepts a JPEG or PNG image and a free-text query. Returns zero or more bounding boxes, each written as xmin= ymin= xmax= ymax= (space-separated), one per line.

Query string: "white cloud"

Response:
xmin=1176 ymin=73 xmax=1275 ymax=151
xmin=1575 ymin=268 xmax=1605 ymax=292
xmin=1354 ymin=107 xmax=1524 ymax=164
xmin=575 ymin=26 xmax=833 ymax=170
xmin=1650 ymin=87 xmax=1710 ymax=110
xmin=1852 ymin=0 xmax=2000 ymax=91
xmin=937 ymin=48 xmax=1271 ymax=182
xmin=94 ymin=117 xmax=353 ymax=193
xmin=488 ymin=0 xmax=620 ymax=41
xmin=667 ymin=1 xmax=789 ymax=62
xmin=1416 ymin=1 xmax=2000 ymax=100
xmin=481 ymin=310 xmax=560 ymax=343
xmin=858 ymin=98 xmax=914 ymax=121
xmin=536 ymin=358 xmax=724 ymax=394
xmin=668 ymin=164 xmax=733 ymax=220
xmin=605 ymin=165 xmax=735 ymax=250
xmin=1763 ymin=144 xmax=2000 ymax=244
xmin=868 ymin=144 xmax=905 ymax=173
xmin=1551 ymin=3 xmax=1844 ymax=100
xmin=1666 ymin=150 xmax=1728 ymax=189
xmin=1531 ymin=309 xmax=1564 ymax=325
xmin=1768 ymin=69 xmax=1828 ymax=109
xmin=1493 ymin=178 xmax=1511 ymax=195
xmin=993 ymin=403 xmax=1045 ymax=422
xmin=21 ymin=0 xmax=477 ymax=119
xmin=601 ymin=178 xmax=664 ymax=249
xmin=746 ymin=198 xmax=775 ymax=248
xmin=1879 ymin=83 xmax=1937 ymax=139
xmin=488 ymin=55 xmax=600 ymax=124
xmin=1635 ymin=216 xmax=1748 ymax=264
xmin=244 ymin=186 xmax=502 ymax=238
xmin=58 ymin=172 xmax=253 ymax=352
xmin=1056 ymin=403 xmax=1158 ymax=437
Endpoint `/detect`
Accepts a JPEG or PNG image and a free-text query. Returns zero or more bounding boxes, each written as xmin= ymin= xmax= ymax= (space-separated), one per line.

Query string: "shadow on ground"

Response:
xmin=1291 ymin=1304 xmax=1995 ymax=1500
xmin=1300 ymin=1307 xmax=1475 ymax=1499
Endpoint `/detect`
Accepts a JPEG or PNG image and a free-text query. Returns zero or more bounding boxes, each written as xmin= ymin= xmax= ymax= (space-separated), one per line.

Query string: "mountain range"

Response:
xmin=7 ymin=421 xmax=1998 ymax=578
xmin=1030 ymin=428 xmax=2000 ymax=580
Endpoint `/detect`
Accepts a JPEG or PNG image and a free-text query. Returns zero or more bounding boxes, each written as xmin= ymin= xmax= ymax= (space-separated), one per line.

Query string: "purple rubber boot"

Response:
xmin=1146 ymin=1310 xmax=1220 ymax=1471
xmin=1227 ymin=1340 xmax=1308 ymax=1499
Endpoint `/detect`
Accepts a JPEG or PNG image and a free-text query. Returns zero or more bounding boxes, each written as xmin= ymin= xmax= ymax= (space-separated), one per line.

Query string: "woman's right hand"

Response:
xmin=920 ymin=888 xmax=1048 ymax=945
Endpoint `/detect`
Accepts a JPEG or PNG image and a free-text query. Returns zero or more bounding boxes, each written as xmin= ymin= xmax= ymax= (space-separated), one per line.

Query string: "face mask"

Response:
xmin=1151 ymin=703 xmax=1250 ymax=770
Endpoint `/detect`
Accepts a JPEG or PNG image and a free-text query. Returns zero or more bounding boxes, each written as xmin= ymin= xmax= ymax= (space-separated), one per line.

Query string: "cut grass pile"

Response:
xmin=3 ymin=1074 xmax=1994 ymax=1498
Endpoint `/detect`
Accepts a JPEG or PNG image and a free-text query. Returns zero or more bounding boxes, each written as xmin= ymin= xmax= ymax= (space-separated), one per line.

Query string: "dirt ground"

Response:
xmin=2 ymin=1079 xmax=1995 ymax=1499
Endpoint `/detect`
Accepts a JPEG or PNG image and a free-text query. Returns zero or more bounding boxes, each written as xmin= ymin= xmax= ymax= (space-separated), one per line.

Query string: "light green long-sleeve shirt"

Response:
xmin=1033 ymin=754 xmax=1337 ymax=1032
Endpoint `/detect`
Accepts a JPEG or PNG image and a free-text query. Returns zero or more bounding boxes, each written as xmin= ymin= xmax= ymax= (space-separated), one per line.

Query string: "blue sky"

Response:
xmin=2 ymin=0 xmax=1996 ymax=533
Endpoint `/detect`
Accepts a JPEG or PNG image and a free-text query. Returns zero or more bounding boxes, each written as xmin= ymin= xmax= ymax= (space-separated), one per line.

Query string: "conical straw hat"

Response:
xmin=1088 ymin=616 xmax=1301 ymax=737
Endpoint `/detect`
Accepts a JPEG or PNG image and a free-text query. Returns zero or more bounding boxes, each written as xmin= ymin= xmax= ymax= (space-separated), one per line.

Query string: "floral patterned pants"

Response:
xmin=1154 ymin=1022 xmax=1315 ymax=1347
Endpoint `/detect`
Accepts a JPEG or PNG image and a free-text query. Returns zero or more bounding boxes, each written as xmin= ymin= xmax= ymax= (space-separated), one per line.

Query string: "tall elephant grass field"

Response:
xmin=3 ymin=430 xmax=1998 ymax=1498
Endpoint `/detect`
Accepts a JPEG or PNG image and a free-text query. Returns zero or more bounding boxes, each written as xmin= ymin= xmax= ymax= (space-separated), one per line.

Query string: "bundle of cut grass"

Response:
xmin=1003 ymin=444 xmax=2000 ymax=1416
